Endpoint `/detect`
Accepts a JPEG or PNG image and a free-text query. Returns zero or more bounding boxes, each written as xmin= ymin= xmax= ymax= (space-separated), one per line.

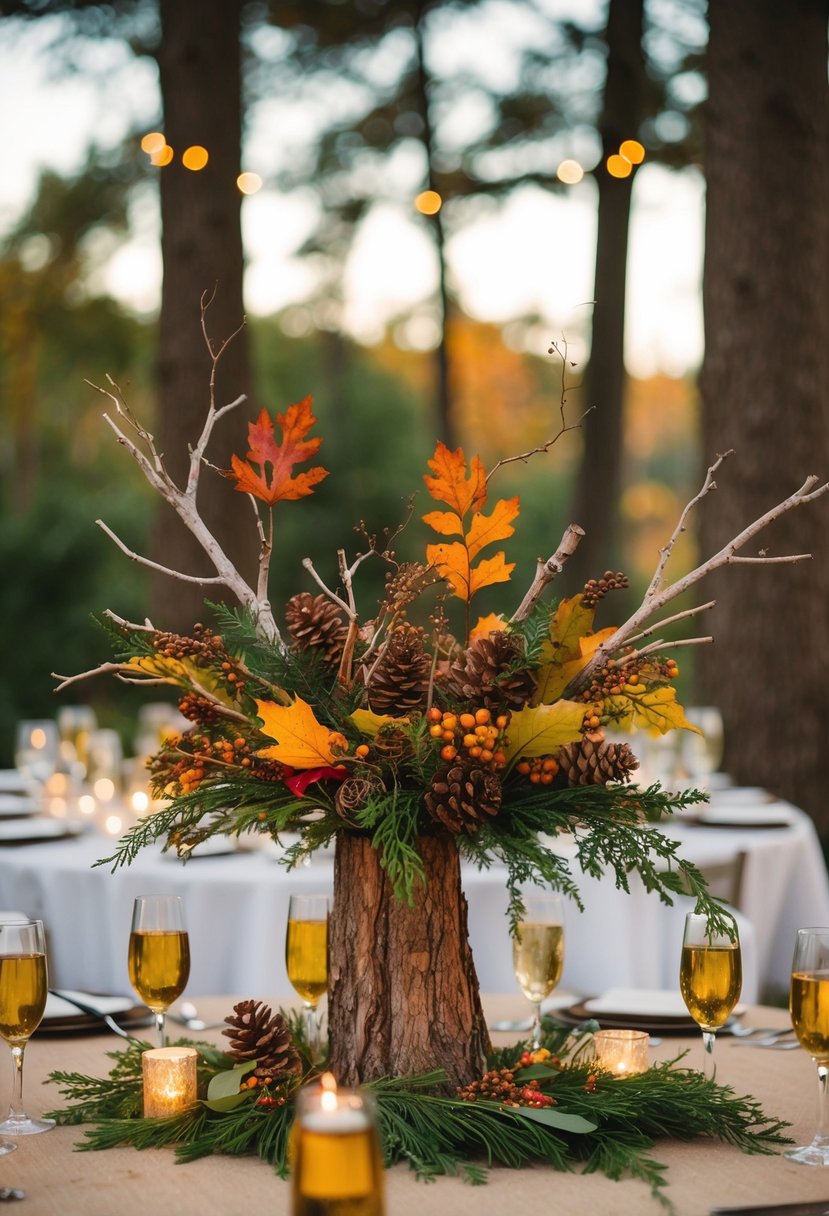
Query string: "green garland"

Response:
xmin=46 ymin=1017 xmax=790 ymax=1211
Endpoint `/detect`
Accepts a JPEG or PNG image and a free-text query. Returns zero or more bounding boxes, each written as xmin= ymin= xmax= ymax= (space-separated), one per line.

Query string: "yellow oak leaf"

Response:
xmin=421 ymin=510 xmax=464 ymax=537
xmin=466 ymin=497 xmax=520 ymax=561
xmin=470 ymin=613 xmax=508 ymax=641
xmin=502 ymin=701 xmax=586 ymax=765
xmin=348 ymin=709 xmax=409 ymax=737
xmin=533 ymin=598 xmax=604 ymax=704
xmin=255 ymin=696 xmax=339 ymax=768
xmin=603 ymin=687 xmax=702 ymax=736
xmin=423 ymin=441 xmax=487 ymax=516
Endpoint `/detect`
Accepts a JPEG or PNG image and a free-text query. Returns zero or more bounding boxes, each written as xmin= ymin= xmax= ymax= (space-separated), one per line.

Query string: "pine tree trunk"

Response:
xmin=328 ymin=832 xmax=490 ymax=1090
xmin=568 ymin=0 xmax=644 ymax=584
xmin=698 ymin=0 xmax=829 ymax=834
xmin=151 ymin=0 xmax=258 ymax=632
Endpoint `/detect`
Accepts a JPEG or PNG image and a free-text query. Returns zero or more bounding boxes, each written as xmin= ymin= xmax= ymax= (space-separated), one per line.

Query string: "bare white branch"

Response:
xmin=624 ymin=601 xmax=716 ymax=647
xmin=646 ymin=451 xmax=733 ymax=599
xmin=511 ymin=524 xmax=585 ymax=622
xmin=302 ymin=558 xmax=352 ymax=617
xmin=96 ymin=520 xmax=226 ymax=585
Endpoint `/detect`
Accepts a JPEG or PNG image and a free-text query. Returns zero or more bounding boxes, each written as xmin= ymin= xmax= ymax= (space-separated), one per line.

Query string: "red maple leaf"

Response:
xmin=229 ymin=396 xmax=328 ymax=506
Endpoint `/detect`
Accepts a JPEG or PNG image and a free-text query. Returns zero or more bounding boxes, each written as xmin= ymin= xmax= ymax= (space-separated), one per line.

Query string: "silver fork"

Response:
xmin=730 ymin=1034 xmax=800 ymax=1049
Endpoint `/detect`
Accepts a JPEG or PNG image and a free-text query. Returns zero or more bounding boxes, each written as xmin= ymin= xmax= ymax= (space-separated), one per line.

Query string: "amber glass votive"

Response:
xmin=593 ymin=1029 xmax=649 ymax=1077
xmin=142 ymin=1046 xmax=198 ymax=1117
xmin=292 ymin=1073 xmax=384 ymax=1216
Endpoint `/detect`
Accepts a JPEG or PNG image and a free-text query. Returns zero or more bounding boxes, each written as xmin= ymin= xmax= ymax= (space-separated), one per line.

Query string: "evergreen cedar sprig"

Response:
xmin=45 ymin=1022 xmax=790 ymax=1207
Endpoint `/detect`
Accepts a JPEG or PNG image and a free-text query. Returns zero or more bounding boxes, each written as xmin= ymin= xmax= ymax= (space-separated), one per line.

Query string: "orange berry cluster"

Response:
xmin=426 ymin=706 xmax=509 ymax=768
xmin=578 ymin=654 xmax=679 ymax=703
xmin=515 ymin=756 xmax=560 ymax=785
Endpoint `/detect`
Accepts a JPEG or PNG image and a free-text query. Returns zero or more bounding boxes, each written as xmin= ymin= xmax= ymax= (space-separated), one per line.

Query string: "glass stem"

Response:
xmin=530 ymin=1002 xmax=543 ymax=1050
xmin=9 ymin=1045 xmax=26 ymax=1121
xmin=701 ymin=1030 xmax=716 ymax=1081
xmin=305 ymin=1003 xmax=318 ymax=1061
xmin=813 ymin=1062 xmax=829 ymax=1147
xmin=154 ymin=1011 xmax=166 ymax=1048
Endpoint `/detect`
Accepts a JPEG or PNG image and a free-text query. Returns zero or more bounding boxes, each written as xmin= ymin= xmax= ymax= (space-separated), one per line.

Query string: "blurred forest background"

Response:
xmin=0 ymin=1 xmax=827 ymax=831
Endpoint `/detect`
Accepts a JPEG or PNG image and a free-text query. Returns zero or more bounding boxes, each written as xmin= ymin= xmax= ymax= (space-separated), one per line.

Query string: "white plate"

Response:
xmin=709 ymin=787 xmax=775 ymax=807
xmin=0 ymin=771 xmax=32 ymax=794
xmin=0 ymin=794 xmax=40 ymax=817
xmin=0 ymin=818 xmax=83 ymax=844
xmin=695 ymin=804 xmax=794 ymax=827
xmin=45 ymin=991 xmax=136 ymax=1020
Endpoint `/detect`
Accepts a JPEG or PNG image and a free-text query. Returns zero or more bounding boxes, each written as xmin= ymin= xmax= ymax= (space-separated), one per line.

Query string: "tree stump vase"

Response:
xmin=328 ymin=831 xmax=491 ymax=1090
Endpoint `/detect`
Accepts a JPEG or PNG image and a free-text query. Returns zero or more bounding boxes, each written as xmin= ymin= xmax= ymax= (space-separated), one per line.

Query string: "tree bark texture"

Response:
xmin=152 ymin=0 xmax=258 ymax=631
xmin=568 ymin=0 xmax=644 ymax=585
xmin=328 ymin=832 xmax=491 ymax=1090
xmin=699 ymin=0 xmax=829 ymax=832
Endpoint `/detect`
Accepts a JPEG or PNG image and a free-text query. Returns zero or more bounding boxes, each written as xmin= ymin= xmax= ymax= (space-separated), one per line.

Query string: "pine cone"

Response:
xmin=334 ymin=773 xmax=385 ymax=824
xmin=424 ymin=760 xmax=502 ymax=834
xmin=366 ymin=625 xmax=431 ymax=717
xmin=446 ymin=631 xmax=535 ymax=711
xmin=558 ymin=738 xmax=639 ymax=786
xmin=222 ymin=1000 xmax=301 ymax=1081
xmin=285 ymin=592 xmax=348 ymax=665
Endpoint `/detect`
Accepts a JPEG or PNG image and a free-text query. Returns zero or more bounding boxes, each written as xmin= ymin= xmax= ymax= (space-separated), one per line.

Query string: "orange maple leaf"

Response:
xmin=255 ymin=696 xmax=339 ymax=768
xmin=470 ymin=613 xmax=508 ymax=641
xmin=423 ymin=442 xmax=487 ymax=517
xmin=466 ymin=497 xmax=519 ymax=561
xmin=229 ymin=396 xmax=328 ymax=506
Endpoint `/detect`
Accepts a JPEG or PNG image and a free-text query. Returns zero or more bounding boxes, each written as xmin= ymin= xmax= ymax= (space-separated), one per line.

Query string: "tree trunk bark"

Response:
xmin=152 ymin=0 xmax=258 ymax=632
xmin=568 ymin=0 xmax=644 ymax=585
xmin=328 ymin=832 xmax=490 ymax=1090
xmin=698 ymin=0 xmax=829 ymax=833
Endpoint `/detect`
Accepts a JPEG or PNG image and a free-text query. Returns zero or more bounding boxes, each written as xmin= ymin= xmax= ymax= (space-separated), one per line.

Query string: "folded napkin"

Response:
xmin=584 ymin=988 xmax=688 ymax=1017
xmin=45 ymin=990 xmax=136 ymax=1020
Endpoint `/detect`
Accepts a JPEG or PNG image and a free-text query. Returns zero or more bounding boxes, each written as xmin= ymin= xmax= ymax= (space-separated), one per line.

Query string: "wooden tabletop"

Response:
xmin=2 ymin=995 xmax=827 ymax=1216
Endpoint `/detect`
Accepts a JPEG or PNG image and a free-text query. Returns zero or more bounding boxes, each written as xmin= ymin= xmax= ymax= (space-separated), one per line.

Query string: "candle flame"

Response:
xmin=320 ymin=1071 xmax=338 ymax=1111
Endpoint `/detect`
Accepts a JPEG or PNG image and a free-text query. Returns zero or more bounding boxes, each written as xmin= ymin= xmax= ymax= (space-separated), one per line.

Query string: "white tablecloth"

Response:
xmin=2 ymin=791 xmax=827 ymax=1005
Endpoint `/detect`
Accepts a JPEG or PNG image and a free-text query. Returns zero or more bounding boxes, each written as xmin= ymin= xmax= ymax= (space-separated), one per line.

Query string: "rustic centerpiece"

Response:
xmin=58 ymin=308 xmax=828 ymax=1091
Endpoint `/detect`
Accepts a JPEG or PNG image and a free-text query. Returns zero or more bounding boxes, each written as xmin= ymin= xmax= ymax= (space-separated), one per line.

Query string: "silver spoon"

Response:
xmin=0 ymin=1188 xmax=25 ymax=1202
xmin=168 ymin=1001 xmax=224 ymax=1032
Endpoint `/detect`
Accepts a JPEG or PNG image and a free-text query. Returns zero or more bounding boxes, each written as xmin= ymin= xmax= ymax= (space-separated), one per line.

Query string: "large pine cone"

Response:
xmin=285 ymin=592 xmax=348 ymax=665
xmin=223 ymin=1000 xmax=301 ymax=1081
xmin=366 ymin=624 xmax=431 ymax=717
xmin=559 ymin=738 xmax=639 ymax=786
xmin=446 ymin=631 xmax=535 ymax=710
xmin=424 ymin=760 xmax=502 ymax=834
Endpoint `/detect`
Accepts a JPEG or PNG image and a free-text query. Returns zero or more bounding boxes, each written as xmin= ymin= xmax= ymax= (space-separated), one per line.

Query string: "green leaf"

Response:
xmin=203 ymin=1061 xmax=256 ymax=1111
xmin=511 ymin=1105 xmax=596 ymax=1134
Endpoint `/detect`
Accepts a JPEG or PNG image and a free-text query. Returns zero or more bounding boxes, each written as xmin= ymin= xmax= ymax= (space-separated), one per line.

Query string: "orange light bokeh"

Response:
xmin=182 ymin=145 xmax=209 ymax=171
xmin=150 ymin=144 xmax=175 ymax=167
xmin=556 ymin=159 xmax=584 ymax=185
xmin=237 ymin=172 xmax=263 ymax=195
xmin=140 ymin=131 xmax=165 ymax=155
xmin=606 ymin=154 xmax=632 ymax=179
xmin=415 ymin=190 xmax=442 ymax=215
xmin=620 ymin=139 xmax=645 ymax=165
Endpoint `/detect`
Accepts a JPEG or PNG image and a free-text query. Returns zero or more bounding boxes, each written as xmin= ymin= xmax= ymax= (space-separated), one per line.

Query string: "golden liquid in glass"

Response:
xmin=0 ymin=953 xmax=47 ymax=1044
xmin=286 ymin=919 xmax=328 ymax=1006
xmin=680 ymin=943 xmax=742 ymax=1029
xmin=790 ymin=969 xmax=829 ymax=1059
xmin=128 ymin=930 xmax=190 ymax=1010
xmin=293 ymin=1124 xmax=384 ymax=1216
xmin=512 ymin=922 xmax=564 ymax=1004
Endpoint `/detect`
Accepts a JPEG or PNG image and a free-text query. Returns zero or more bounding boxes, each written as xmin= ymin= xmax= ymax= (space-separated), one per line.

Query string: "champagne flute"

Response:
xmin=0 ymin=919 xmax=55 ymax=1137
xmin=786 ymin=926 xmax=829 ymax=1165
xmin=512 ymin=893 xmax=565 ymax=1049
xmin=286 ymin=894 xmax=330 ymax=1059
xmin=128 ymin=895 xmax=190 ymax=1047
xmin=679 ymin=911 xmax=741 ymax=1080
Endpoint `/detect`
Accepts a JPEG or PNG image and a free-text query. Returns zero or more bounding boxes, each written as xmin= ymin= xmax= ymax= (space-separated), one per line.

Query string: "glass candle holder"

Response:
xmin=292 ymin=1073 xmax=384 ymax=1216
xmin=593 ymin=1029 xmax=649 ymax=1077
xmin=142 ymin=1047 xmax=197 ymax=1118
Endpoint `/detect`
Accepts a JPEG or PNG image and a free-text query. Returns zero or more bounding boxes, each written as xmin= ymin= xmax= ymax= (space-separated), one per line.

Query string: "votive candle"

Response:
xmin=292 ymin=1073 xmax=384 ymax=1215
xmin=593 ymin=1029 xmax=649 ymax=1077
xmin=142 ymin=1046 xmax=198 ymax=1117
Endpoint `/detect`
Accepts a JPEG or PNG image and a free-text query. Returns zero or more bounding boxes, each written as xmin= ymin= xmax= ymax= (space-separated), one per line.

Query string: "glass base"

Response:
xmin=0 ymin=1139 xmax=17 ymax=1155
xmin=0 ymin=1114 xmax=55 ymax=1136
xmin=784 ymin=1142 xmax=829 ymax=1166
